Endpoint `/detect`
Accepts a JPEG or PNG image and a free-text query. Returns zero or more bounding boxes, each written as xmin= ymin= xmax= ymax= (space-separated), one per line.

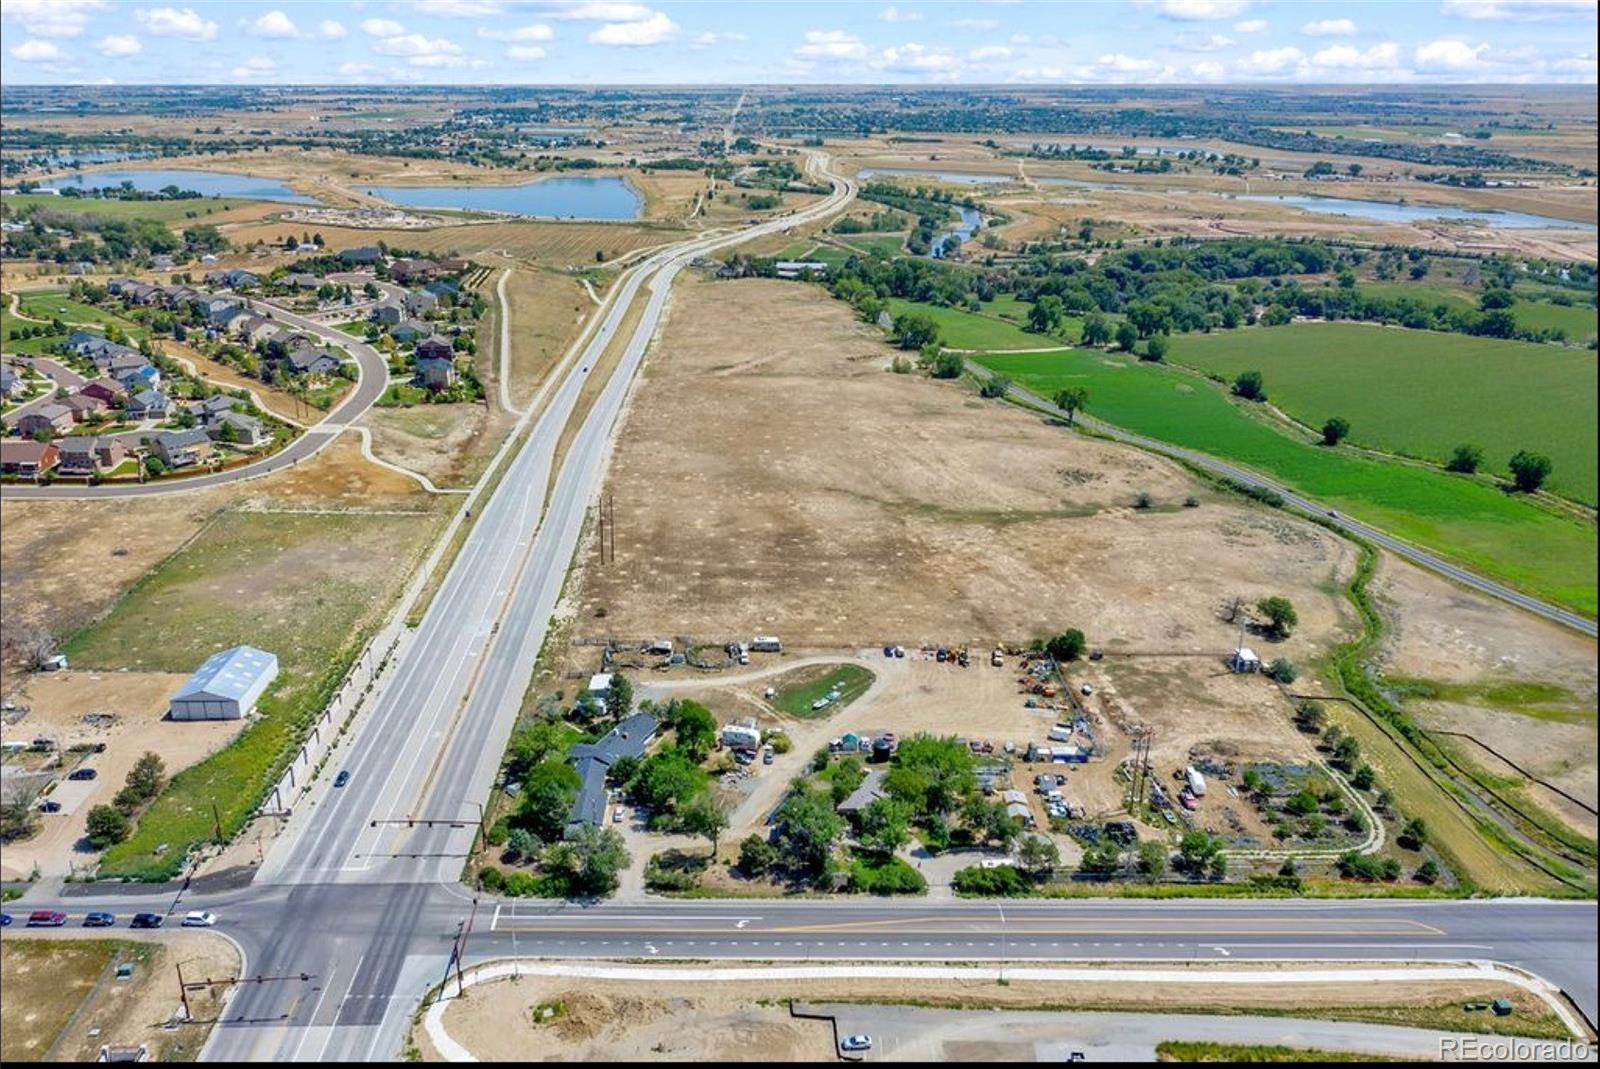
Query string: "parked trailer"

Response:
xmin=750 ymin=635 xmax=782 ymax=653
xmin=1185 ymin=767 xmax=1207 ymax=797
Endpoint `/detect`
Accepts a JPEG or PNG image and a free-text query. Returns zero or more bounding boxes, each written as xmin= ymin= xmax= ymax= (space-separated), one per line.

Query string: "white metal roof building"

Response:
xmin=168 ymin=645 xmax=279 ymax=721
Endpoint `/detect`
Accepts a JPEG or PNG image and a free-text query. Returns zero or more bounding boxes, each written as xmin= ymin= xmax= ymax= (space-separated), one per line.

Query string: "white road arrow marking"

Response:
xmin=645 ymin=943 xmax=659 ymax=956
xmin=1212 ymin=946 xmax=1232 ymax=957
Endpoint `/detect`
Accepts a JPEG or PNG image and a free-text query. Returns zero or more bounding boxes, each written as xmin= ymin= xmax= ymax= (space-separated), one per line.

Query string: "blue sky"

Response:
xmin=1 ymin=1 xmax=1595 ymax=86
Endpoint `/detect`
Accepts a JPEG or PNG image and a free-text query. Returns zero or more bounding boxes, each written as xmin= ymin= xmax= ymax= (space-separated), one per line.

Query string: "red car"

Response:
xmin=26 ymin=910 xmax=67 ymax=927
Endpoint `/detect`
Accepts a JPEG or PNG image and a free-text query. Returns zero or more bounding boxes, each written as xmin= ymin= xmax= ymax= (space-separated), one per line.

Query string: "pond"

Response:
xmin=1236 ymin=193 xmax=1596 ymax=231
xmin=358 ymin=175 xmax=643 ymax=219
xmin=858 ymin=167 xmax=1016 ymax=186
xmin=932 ymin=205 xmax=984 ymax=259
xmin=40 ymin=168 xmax=316 ymax=203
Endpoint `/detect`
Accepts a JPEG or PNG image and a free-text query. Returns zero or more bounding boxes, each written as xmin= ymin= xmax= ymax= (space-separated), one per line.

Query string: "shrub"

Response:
xmin=952 ymin=864 xmax=1030 ymax=896
xmin=479 ymin=866 xmax=505 ymax=893
xmin=847 ymin=853 xmax=927 ymax=896
xmin=85 ymin=804 xmax=130 ymax=849
xmin=738 ymin=834 xmax=777 ymax=876
xmin=1266 ymin=658 xmax=1297 ymax=684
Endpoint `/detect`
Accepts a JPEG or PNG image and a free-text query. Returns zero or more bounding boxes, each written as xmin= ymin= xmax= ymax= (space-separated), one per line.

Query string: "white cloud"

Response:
xmin=1301 ymin=18 xmax=1356 ymax=36
xmin=879 ymin=5 xmax=922 ymax=21
xmin=1311 ymin=41 xmax=1401 ymax=69
xmin=232 ymin=56 xmax=277 ymax=78
xmin=955 ymin=17 xmax=999 ymax=29
xmin=408 ymin=0 xmax=508 ymax=14
xmin=135 ymin=7 xmax=219 ymax=41
xmin=969 ymin=45 xmax=1012 ymax=60
xmin=362 ymin=18 xmax=408 ymax=37
xmin=478 ymin=23 xmax=554 ymax=41
xmin=373 ymin=32 xmax=465 ymax=58
xmin=1191 ymin=59 xmax=1228 ymax=79
xmin=1234 ymin=18 xmax=1267 ymax=32
xmin=95 ymin=34 xmax=142 ymax=57
xmin=1415 ymin=38 xmax=1490 ymax=69
xmin=549 ymin=2 xmax=655 ymax=20
xmin=2 ymin=0 xmax=106 ymax=39
xmin=1008 ymin=65 xmax=1068 ymax=82
xmin=795 ymin=30 xmax=869 ymax=61
xmin=690 ymin=31 xmax=747 ymax=49
xmin=1442 ymin=0 xmax=1595 ymax=20
xmin=9 ymin=39 xmax=66 ymax=62
xmin=251 ymin=11 xmax=301 ymax=39
xmin=1175 ymin=31 xmax=1235 ymax=51
xmin=1235 ymin=45 xmax=1304 ymax=75
xmin=588 ymin=10 xmax=676 ymax=44
xmin=508 ymin=44 xmax=546 ymax=59
xmin=1094 ymin=52 xmax=1166 ymax=73
xmin=319 ymin=20 xmax=348 ymax=40
xmin=873 ymin=42 xmax=960 ymax=74
xmin=1137 ymin=0 xmax=1250 ymax=21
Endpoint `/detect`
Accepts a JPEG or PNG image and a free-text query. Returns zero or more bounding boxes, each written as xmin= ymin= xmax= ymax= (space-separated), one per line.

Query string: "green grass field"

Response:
xmin=1514 ymin=298 xmax=1598 ymax=341
xmin=1 ymin=290 xmax=149 ymax=354
xmin=771 ymin=664 xmax=875 ymax=719
xmin=1168 ymin=323 xmax=1597 ymax=501
xmin=1 ymin=192 xmax=256 ymax=224
xmin=840 ymin=234 xmax=907 ymax=258
xmin=70 ymin=508 xmax=442 ymax=879
xmin=972 ymin=343 xmax=1595 ymax=615
xmin=886 ymin=297 xmax=1062 ymax=350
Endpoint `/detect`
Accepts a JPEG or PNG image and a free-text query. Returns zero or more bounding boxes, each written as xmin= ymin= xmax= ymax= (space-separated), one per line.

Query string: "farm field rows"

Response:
xmin=958 ymin=330 xmax=1596 ymax=616
xmin=1168 ymin=322 xmax=1598 ymax=501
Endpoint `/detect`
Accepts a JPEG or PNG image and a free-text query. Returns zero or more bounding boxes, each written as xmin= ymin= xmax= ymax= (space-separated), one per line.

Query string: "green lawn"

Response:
xmin=1353 ymin=281 xmax=1596 ymax=343
xmin=886 ymin=297 xmax=1063 ymax=350
xmin=1168 ymin=323 xmax=1597 ymax=502
xmin=1 ymin=192 xmax=256 ymax=224
xmin=2 ymin=291 xmax=149 ymax=355
xmin=69 ymin=509 xmax=442 ymax=879
xmin=771 ymin=664 xmax=875 ymax=719
xmin=976 ymin=346 xmax=1596 ymax=615
xmin=840 ymin=234 xmax=907 ymax=258
xmin=334 ymin=320 xmax=369 ymax=336
xmin=1513 ymin=298 xmax=1598 ymax=342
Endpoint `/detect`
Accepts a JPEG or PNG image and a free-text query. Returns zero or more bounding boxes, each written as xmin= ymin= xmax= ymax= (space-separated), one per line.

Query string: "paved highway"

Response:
xmin=1 ymin=296 xmax=390 ymax=500
xmin=972 ymin=365 xmax=1599 ymax=638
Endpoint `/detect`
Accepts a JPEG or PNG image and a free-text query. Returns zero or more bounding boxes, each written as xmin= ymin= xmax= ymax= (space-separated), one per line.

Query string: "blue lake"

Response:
xmin=359 ymin=175 xmax=643 ymax=219
xmin=932 ymin=206 xmax=984 ymax=259
xmin=1237 ymin=193 xmax=1596 ymax=231
xmin=40 ymin=168 xmax=315 ymax=203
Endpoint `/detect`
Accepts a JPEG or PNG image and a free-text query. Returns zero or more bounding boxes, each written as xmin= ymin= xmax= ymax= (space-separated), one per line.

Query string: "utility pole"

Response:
xmin=456 ymin=896 xmax=480 ymax=998
xmin=607 ymin=492 xmax=616 ymax=564
xmin=176 ymin=960 xmax=193 ymax=1021
xmin=212 ymin=801 xmax=223 ymax=841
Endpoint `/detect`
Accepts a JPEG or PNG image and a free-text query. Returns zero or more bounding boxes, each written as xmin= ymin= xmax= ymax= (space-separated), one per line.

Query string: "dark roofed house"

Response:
xmin=61 ymin=392 xmax=107 ymax=424
xmin=284 ymin=348 xmax=342 ymax=376
xmin=283 ymin=272 xmax=322 ymax=289
xmin=115 ymin=364 xmax=160 ymax=392
xmin=0 ymin=367 xmax=21 ymax=399
xmin=151 ymin=427 xmax=212 ymax=468
xmin=403 ymin=290 xmax=439 ymax=316
xmin=565 ymin=712 xmax=659 ymax=834
xmin=0 ymin=440 xmax=59 ymax=478
xmin=55 ymin=436 xmax=102 ymax=475
xmin=423 ymin=279 xmax=460 ymax=300
xmin=341 ymin=245 xmax=383 ymax=265
xmin=390 ymin=319 xmax=430 ymax=343
xmin=369 ymin=303 xmax=402 ymax=326
xmin=415 ymin=335 xmax=454 ymax=362
xmin=414 ymin=356 xmax=457 ymax=392
xmin=80 ymin=377 xmax=128 ymax=405
xmin=389 ymin=258 xmax=439 ymax=284
xmin=207 ymin=410 xmax=266 ymax=446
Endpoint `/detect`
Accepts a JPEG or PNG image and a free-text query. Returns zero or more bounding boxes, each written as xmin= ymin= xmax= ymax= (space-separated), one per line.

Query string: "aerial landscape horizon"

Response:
xmin=0 ymin=0 xmax=1595 ymax=1064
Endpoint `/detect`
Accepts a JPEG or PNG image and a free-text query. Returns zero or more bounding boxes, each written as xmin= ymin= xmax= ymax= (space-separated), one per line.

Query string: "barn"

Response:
xmin=168 ymin=646 xmax=279 ymax=721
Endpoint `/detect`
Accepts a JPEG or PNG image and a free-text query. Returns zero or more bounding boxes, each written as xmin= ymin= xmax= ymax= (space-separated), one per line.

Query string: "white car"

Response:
xmin=181 ymin=910 xmax=217 ymax=927
xmin=840 ymin=1035 xmax=873 ymax=1053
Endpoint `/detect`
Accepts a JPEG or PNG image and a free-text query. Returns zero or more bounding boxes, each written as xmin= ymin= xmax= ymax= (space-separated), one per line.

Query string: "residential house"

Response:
xmin=151 ymin=428 xmax=212 ymax=468
xmin=151 ymin=254 xmax=177 ymax=272
xmin=423 ymin=279 xmax=460 ymax=302
xmin=15 ymin=403 xmax=74 ymax=438
xmin=191 ymin=394 xmax=240 ymax=420
xmin=66 ymin=330 xmax=128 ymax=361
xmin=414 ymin=335 xmax=454 ymax=363
xmin=389 ymin=258 xmax=439 ymax=284
xmin=126 ymin=389 xmax=173 ymax=421
xmin=204 ymin=268 xmax=260 ymax=289
xmin=283 ymin=272 xmax=322 ymax=289
xmin=268 ymin=332 xmax=318 ymax=358
xmin=55 ymin=436 xmax=102 ymax=475
xmin=369 ymin=303 xmax=402 ymax=326
xmin=0 ymin=440 xmax=59 ymax=477
xmin=340 ymin=245 xmax=383 ymax=266
xmin=115 ymin=364 xmax=160 ymax=393
xmin=414 ymin=356 xmax=457 ymax=392
xmin=234 ymin=314 xmax=279 ymax=347
xmin=104 ymin=352 xmax=151 ymax=378
xmin=774 ymin=260 xmax=829 ymax=279
xmin=206 ymin=410 xmax=266 ymax=446
xmin=95 ymin=437 xmax=127 ymax=470
xmin=0 ymin=366 xmax=22 ymax=399
xmin=119 ymin=281 xmax=161 ymax=306
xmin=80 ymin=377 xmax=128 ymax=405
xmin=211 ymin=305 xmax=251 ymax=332
xmin=284 ymin=348 xmax=342 ymax=376
xmin=390 ymin=319 xmax=430 ymax=343
xmin=564 ymin=713 xmax=659 ymax=833
xmin=438 ymin=257 xmax=472 ymax=274
xmin=61 ymin=392 xmax=107 ymax=424
xmin=402 ymin=290 xmax=439 ymax=316
xmin=107 ymin=277 xmax=139 ymax=296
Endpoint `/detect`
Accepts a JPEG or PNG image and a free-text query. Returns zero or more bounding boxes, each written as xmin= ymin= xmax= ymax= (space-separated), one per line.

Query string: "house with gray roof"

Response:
xmin=151 ymin=427 xmax=211 ymax=467
xmin=15 ymin=403 xmax=73 ymax=438
xmin=565 ymin=712 xmax=659 ymax=835
xmin=126 ymin=389 xmax=173 ymax=421
xmin=284 ymin=348 xmax=342 ymax=376
xmin=169 ymin=645 xmax=279 ymax=721
xmin=207 ymin=410 xmax=266 ymax=446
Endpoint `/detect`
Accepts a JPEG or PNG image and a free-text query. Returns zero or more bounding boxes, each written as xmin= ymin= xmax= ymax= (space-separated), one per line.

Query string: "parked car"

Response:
xmin=39 ymin=800 xmax=62 ymax=813
xmin=130 ymin=912 xmax=164 ymax=929
xmin=68 ymin=767 xmax=98 ymax=781
xmin=334 ymin=770 xmax=351 ymax=788
xmin=84 ymin=911 xmax=116 ymax=927
xmin=27 ymin=910 xmax=67 ymax=927
xmin=840 ymin=1035 xmax=873 ymax=1053
xmin=612 ymin=807 xmax=624 ymax=824
xmin=182 ymin=910 xmax=217 ymax=927
xmin=1 ymin=913 xmax=12 ymax=927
